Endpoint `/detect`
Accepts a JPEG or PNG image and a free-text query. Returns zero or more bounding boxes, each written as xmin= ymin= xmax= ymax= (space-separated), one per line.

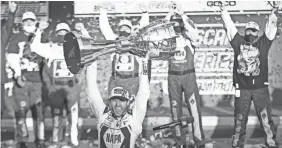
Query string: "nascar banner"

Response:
xmin=1 ymin=1 xmax=49 ymax=23
xmin=74 ymin=1 xmax=275 ymax=15
xmin=74 ymin=1 xmax=280 ymax=96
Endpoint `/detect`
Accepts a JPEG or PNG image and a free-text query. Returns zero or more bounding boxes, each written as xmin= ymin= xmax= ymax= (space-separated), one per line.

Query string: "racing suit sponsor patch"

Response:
xmin=104 ymin=129 xmax=124 ymax=146
xmin=53 ymin=59 xmax=74 ymax=78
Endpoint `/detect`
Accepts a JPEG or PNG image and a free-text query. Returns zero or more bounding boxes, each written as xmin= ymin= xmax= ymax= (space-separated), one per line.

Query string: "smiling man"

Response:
xmin=85 ymin=51 xmax=152 ymax=148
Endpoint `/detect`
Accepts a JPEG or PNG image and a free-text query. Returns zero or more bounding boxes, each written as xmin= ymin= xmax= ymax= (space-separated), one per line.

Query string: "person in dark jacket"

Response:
xmin=1 ymin=1 xmax=17 ymax=117
xmin=219 ymin=3 xmax=279 ymax=148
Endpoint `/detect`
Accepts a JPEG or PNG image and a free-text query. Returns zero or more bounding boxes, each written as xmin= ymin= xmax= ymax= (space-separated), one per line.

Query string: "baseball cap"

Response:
xmin=109 ymin=87 xmax=130 ymax=101
xmin=118 ymin=20 xmax=133 ymax=29
xmin=245 ymin=21 xmax=260 ymax=31
xmin=55 ymin=23 xmax=71 ymax=32
xmin=22 ymin=11 xmax=36 ymax=22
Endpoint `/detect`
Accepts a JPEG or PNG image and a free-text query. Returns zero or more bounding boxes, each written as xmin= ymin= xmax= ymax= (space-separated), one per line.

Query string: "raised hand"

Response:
xmin=269 ymin=1 xmax=281 ymax=9
xmin=174 ymin=2 xmax=185 ymax=15
xmin=218 ymin=2 xmax=226 ymax=11
xmin=169 ymin=1 xmax=176 ymax=14
xmin=9 ymin=1 xmax=17 ymax=13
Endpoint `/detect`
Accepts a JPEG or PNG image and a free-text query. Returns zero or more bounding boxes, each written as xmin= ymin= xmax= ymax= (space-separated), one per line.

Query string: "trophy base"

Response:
xmin=63 ymin=31 xmax=83 ymax=74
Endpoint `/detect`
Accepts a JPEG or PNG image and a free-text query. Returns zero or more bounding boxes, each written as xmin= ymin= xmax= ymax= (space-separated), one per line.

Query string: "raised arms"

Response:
xmin=85 ymin=61 xmax=106 ymax=119
xmin=265 ymin=7 xmax=279 ymax=40
xmin=99 ymin=8 xmax=118 ymax=40
xmin=220 ymin=6 xmax=238 ymax=41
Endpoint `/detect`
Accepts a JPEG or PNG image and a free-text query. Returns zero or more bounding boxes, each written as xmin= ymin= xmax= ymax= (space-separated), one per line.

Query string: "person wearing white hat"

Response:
xmin=219 ymin=2 xmax=279 ymax=148
xmin=99 ymin=8 xmax=149 ymax=107
xmin=22 ymin=11 xmax=37 ymax=34
xmin=30 ymin=22 xmax=81 ymax=148
xmin=5 ymin=11 xmax=47 ymax=148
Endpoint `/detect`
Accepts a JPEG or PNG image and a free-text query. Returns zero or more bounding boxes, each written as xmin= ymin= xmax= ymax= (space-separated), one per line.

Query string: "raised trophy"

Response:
xmin=63 ymin=19 xmax=180 ymax=74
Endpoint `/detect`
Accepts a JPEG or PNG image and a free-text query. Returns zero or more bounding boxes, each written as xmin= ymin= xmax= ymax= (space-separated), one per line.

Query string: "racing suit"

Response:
xmin=85 ymin=59 xmax=150 ymax=148
xmin=221 ymin=8 xmax=279 ymax=148
xmin=30 ymin=33 xmax=80 ymax=146
xmin=99 ymin=9 xmax=149 ymax=98
xmin=6 ymin=31 xmax=45 ymax=145
xmin=164 ymin=13 xmax=205 ymax=146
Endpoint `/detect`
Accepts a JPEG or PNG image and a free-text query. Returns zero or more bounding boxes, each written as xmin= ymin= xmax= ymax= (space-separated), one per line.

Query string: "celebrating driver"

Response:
xmin=85 ymin=52 xmax=152 ymax=148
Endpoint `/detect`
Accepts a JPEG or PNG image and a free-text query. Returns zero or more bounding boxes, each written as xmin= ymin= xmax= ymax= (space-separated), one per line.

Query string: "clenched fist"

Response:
xmin=9 ymin=1 xmax=17 ymax=13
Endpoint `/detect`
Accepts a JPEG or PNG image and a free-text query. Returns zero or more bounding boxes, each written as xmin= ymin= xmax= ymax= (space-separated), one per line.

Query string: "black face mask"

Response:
xmin=173 ymin=26 xmax=182 ymax=34
xmin=119 ymin=31 xmax=131 ymax=38
xmin=171 ymin=18 xmax=185 ymax=34
xmin=245 ymin=34 xmax=258 ymax=43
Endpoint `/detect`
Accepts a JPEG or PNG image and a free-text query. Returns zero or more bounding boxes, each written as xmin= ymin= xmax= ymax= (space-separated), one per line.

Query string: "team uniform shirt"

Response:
xmin=221 ymin=9 xmax=277 ymax=89
xmin=99 ymin=10 xmax=149 ymax=77
xmin=43 ymin=44 xmax=74 ymax=81
xmin=97 ymin=107 xmax=140 ymax=148
xmin=111 ymin=53 xmax=139 ymax=78
xmin=6 ymin=32 xmax=44 ymax=82
xmin=168 ymin=36 xmax=196 ymax=73
xmin=29 ymin=39 xmax=73 ymax=82
xmin=49 ymin=58 xmax=74 ymax=81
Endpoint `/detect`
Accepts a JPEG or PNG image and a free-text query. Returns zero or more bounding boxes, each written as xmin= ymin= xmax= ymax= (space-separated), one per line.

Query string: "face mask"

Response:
xmin=245 ymin=34 xmax=258 ymax=43
xmin=119 ymin=31 xmax=131 ymax=38
xmin=173 ymin=26 xmax=182 ymax=33
xmin=23 ymin=25 xmax=36 ymax=33
xmin=171 ymin=19 xmax=185 ymax=34
xmin=57 ymin=35 xmax=65 ymax=44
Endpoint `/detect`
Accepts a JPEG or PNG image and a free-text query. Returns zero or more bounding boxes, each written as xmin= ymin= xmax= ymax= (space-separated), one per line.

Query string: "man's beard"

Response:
xmin=245 ymin=34 xmax=258 ymax=43
xmin=23 ymin=25 xmax=36 ymax=33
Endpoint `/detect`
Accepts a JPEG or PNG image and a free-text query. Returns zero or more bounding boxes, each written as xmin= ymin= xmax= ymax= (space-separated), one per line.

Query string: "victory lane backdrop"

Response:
xmin=76 ymin=13 xmax=282 ymax=109
xmin=1 ymin=1 xmax=282 ymax=147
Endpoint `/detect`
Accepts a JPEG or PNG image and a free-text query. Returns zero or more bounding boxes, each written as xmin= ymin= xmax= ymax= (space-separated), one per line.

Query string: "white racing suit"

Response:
xmin=150 ymin=12 xmax=206 ymax=146
xmin=99 ymin=9 xmax=149 ymax=99
xmin=85 ymin=60 xmax=150 ymax=148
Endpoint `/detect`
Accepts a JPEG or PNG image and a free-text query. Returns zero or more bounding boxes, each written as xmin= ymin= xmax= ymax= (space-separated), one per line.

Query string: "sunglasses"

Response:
xmin=245 ymin=28 xmax=259 ymax=35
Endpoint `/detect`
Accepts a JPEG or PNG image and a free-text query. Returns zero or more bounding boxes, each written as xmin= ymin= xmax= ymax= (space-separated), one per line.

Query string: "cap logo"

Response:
xmin=114 ymin=88 xmax=127 ymax=97
xmin=110 ymin=87 xmax=130 ymax=100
